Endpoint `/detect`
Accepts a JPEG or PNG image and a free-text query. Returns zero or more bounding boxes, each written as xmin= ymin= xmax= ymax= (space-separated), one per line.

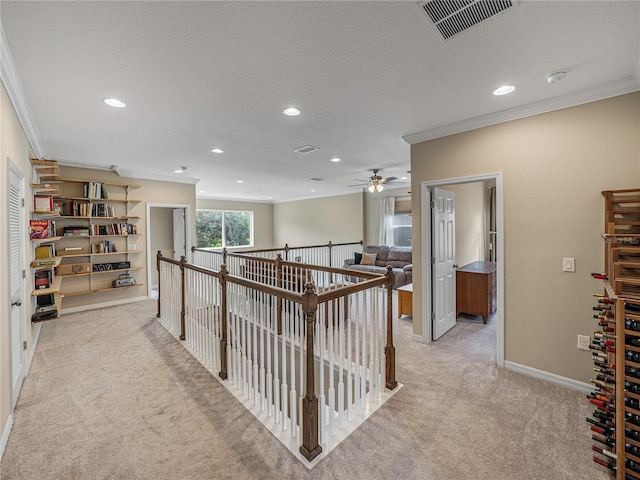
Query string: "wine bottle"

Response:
xmin=628 ymin=366 xmax=640 ymax=379
xmin=629 ymin=336 xmax=640 ymax=348
xmin=626 ymin=303 xmax=640 ymax=312
xmin=626 ymin=426 xmax=640 ymax=440
xmin=593 ymin=444 xmax=617 ymax=459
xmin=627 ymin=380 xmax=640 ymax=394
xmin=626 ymin=411 xmax=640 ymax=426
xmin=592 ymin=433 xmax=615 ymax=447
xmin=626 ymin=397 xmax=640 ymax=410
xmin=628 ymin=459 xmax=640 ymax=474
xmin=592 ymin=455 xmax=616 ymax=472
xmin=627 ymin=319 xmax=640 ymax=332
xmin=627 ymin=442 xmax=640 ymax=456
xmin=599 ymin=297 xmax=614 ymax=304
xmin=627 ymin=350 xmax=640 ymax=363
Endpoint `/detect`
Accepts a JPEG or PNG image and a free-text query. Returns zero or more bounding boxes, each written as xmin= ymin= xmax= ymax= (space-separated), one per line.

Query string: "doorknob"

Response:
xmin=11 ymin=299 xmax=22 ymax=307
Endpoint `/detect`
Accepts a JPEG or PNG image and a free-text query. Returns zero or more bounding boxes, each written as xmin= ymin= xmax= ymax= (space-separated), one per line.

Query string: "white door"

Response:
xmin=432 ymin=187 xmax=456 ymax=340
xmin=9 ymin=163 xmax=26 ymax=407
xmin=173 ymin=208 xmax=186 ymax=260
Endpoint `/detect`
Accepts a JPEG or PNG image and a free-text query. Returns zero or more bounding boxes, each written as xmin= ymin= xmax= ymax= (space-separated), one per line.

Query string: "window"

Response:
xmin=392 ymin=196 xmax=412 ymax=247
xmin=393 ymin=214 xmax=412 ymax=247
xmin=196 ymin=209 xmax=253 ymax=248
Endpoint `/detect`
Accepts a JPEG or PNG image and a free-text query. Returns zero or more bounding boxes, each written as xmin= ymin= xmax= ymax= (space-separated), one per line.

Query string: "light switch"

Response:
xmin=563 ymin=257 xmax=575 ymax=272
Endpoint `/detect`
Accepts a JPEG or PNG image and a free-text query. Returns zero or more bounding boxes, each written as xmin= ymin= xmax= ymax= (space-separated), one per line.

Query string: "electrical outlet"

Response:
xmin=578 ymin=334 xmax=591 ymax=350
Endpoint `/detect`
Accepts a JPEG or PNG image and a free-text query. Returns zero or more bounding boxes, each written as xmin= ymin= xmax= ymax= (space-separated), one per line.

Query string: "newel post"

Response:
xmin=156 ymin=250 xmax=162 ymax=318
xmin=218 ymin=264 xmax=229 ymax=380
xmin=222 ymin=247 xmax=228 ymax=266
xmin=179 ymin=256 xmax=187 ymax=340
xmin=276 ymin=254 xmax=283 ymax=334
xmin=300 ymin=283 xmax=322 ymax=461
xmin=385 ymin=265 xmax=398 ymax=390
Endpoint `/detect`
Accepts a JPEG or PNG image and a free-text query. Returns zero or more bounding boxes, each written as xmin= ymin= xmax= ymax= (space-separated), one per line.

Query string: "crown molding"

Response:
xmin=0 ymin=24 xmax=44 ymax=158
xmin=402 ymin=76 xmax=640 ymax=145
xmin=114 ymin=168 xmax=200 ymax=185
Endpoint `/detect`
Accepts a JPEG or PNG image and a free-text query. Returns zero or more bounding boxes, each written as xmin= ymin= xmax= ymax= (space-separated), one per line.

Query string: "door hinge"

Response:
xmin=431 ymin=312 xmax=435 ymax=320
xmin=430 ymin=200 xmax=435 ymax=208
xmin=22 ymin=269 xmax=26 ymax=279
xmin=23 ymin=340 xmax=27 ymax=351
xmin=21 ymin=198 xmax=25 ymax=208
xmin=431 ymin=257 xmax=435 ymax=264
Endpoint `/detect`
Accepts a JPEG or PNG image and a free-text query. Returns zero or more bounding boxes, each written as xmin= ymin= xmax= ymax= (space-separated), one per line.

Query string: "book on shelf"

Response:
xmin=83 ymin=182 xmax=109 ymax=200
xmin=33 ymin=195 xmax=53 ymax=212
xmin=30 ymin=219 xmax=55 ymax=239
xmin=36 ymin=293 xmax=56 ymax=309
xmin=34 ymin=268 xmax=52 ymax=290
xmin=35 ymin=244 xmax=55 ymax=259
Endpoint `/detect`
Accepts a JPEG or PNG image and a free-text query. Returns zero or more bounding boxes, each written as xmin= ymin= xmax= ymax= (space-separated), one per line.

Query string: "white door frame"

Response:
xmin=146 ymin=202 xmax=191 ymax=293
xmin=419 ymin=172 xmax=505 ymax=367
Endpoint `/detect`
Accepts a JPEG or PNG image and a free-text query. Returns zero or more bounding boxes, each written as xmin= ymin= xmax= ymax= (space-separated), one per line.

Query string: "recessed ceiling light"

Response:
xmin=493 ymin=85 xmax=516 ymax=96
xmin=330 ymin=157 xmax=341 ymax=163
xmin=104 ymin=98 xmax=126 ymax=108
xmin=545 ymin=71 xmax=567 ymax=84
xmin=210 ymin=148 xmax=224 ymax=154
xmin=400 ymin=176 xmax=408 ymax=180
xmin=311 ymin=189 xmax=317 ymax=192
xmin=267 ymin=196 xmax=273 ymax=199
xmin=283 ymin=107 xmax=300 ymax=116
xmin=199 ymin=190 xmax=205 ymax=193
xmin=236 ymin=180 xmax=244 ymax=183
xmin=174 ymin=166 xmax=188 ymax=173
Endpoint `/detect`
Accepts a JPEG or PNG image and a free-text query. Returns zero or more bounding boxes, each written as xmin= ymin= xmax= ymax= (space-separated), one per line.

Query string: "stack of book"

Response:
xmin=64 ymin=225 xmax=90 ymax=237
xmin=29 ymin=219 xmax=56 ymax=239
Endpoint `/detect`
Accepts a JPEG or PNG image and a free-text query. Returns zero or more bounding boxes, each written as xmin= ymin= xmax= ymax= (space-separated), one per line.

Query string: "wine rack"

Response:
xmin=589 ymin=289 xmax=617 ymax=476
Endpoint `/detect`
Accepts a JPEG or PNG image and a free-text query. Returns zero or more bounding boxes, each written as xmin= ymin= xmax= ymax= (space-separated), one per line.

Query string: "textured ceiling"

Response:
xmin=2 ymin=1 xmax=639 ymax=202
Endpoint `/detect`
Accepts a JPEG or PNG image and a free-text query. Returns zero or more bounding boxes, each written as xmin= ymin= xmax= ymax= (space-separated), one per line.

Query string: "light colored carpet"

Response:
xmin=1 ymin=300 xmax=608 ymax=480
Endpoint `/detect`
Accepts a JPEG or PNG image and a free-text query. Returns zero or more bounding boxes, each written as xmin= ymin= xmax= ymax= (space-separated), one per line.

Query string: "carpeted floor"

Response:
xmin=0 ymin=299 xmax=608 ymax=480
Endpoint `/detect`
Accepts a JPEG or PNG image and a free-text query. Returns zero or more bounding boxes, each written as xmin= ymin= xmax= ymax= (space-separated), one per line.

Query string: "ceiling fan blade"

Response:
xmin=381 ymin=176 xmax=398 ymax=184
xmin=347 ymin=183 xmax=368 ymax=187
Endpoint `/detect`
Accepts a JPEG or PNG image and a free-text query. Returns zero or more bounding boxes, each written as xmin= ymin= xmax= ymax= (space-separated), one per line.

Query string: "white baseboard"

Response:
xmin=61 ymin=296 xmax=148 ymax=315
xmin=25 ymin=323 xmax=42 ymax=376
xmin=504 ymin=361 xmax=592 ymax=394
xmin=1 ymin=414 xmax=13 ymax=461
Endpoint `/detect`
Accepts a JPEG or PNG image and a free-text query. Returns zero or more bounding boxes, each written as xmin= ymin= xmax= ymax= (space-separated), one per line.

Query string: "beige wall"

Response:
xmin=149 ymin=207 xmax=174 ymax=285
xmin=411 ymin=92 xmax=640 ymax=383
xmin=273 ymin=193 xmax=364 ymax=246
xmin=196 ymin=198 xmax=273 ymax=250
xmin=363 ymin=186 xmax=412 ymax=245
xmin=1 ymin=84 xmax=35 ymax=444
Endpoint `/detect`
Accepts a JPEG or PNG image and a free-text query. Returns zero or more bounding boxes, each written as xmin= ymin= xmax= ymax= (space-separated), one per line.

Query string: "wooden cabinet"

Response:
xmin=397 ymin=283 xmax=413 ymax=318
xmin=455 ymin=261 xmax=496 ymax=323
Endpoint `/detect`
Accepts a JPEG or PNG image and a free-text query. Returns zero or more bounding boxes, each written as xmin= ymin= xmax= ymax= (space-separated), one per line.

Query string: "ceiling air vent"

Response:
xmin=418 ymin=0 xmax=515 ymax=40
xmin=294 ymin=145 xmax=319 ymax=154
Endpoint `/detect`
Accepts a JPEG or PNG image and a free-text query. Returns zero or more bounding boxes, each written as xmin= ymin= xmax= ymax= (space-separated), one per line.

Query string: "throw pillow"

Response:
xmin=354 ymin=252 xmax=363 ymax=264
xmin=360 ymin=252 xmax=377 ymax=266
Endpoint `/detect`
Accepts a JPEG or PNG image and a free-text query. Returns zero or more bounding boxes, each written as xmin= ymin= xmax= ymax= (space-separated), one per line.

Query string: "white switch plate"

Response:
xmin=578 ymin=335 xmax=590 ymax=350
xmin=563 ymin=257 xmax=575 ymax=272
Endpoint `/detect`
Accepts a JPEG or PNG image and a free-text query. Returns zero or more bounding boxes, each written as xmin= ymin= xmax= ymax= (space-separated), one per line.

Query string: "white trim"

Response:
xmin=419 ymin=173 xmax=505 ymax=368
xmin=60 ymin=296 xmax=148 ymax=315
xmin=115 ymin=168 xmax=199 ymax=185
xmin=0 ymin=26 xmax=44 ymax=158
xmin=146 ymin=203 xmax=193 ymax=291
xmin=504 ymin=361 xmax=592 ymax=394
xmin=25 ymin=323 xmax=42 ymax=377
xmin=402 ymin=77 xmax=640 ymax=145
xmin=0 ymin=414 xmax=13 ymax=461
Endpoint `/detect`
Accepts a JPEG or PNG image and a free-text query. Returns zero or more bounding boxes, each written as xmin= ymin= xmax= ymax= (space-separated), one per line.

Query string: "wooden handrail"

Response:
xmin=156 ymin=247 xmax=397 ymax=461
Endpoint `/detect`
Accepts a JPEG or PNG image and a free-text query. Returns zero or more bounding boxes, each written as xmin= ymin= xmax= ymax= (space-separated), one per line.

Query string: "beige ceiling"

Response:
xmin=2 ymin=1 xmax=639 ymax=202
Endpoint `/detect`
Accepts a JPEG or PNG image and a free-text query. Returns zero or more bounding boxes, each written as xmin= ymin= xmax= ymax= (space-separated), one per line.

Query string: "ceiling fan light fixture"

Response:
xmin=368 ymin=183 xmax=383 ymax=193
xmin=210 ymin=148 xmax=224 ymax=154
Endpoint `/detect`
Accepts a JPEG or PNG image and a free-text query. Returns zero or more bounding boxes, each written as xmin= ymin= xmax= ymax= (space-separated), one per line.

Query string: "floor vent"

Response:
xmin=294 ymin=145 xmax=320 ymax=154
xmin=418 ymin=0 xmax=515 ymax=40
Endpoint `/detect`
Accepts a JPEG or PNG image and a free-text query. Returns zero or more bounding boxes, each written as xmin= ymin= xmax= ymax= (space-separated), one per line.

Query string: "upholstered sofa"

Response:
xmin=343 ymin=245 xmax=412 ymax=289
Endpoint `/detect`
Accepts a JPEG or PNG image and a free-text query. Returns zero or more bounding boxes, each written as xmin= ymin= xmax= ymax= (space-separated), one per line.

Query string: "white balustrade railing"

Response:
xmin=156 ymin=251 xmax=396 ymax=463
